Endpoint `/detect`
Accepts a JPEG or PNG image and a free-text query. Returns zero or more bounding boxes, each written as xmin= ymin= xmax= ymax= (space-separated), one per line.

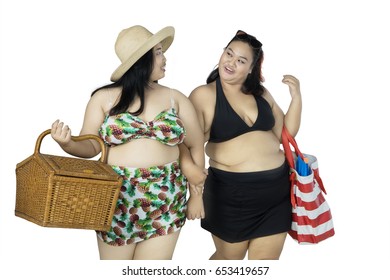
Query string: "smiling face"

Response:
xmin=150 ymin=43 xmax=167 ymax=82
xmin=218 ymin=40 xmax=254 ymax=84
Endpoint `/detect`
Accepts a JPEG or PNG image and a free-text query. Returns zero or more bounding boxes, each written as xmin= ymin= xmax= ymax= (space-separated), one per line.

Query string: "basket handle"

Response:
xmin=34 ymin=129 xmax=107 ymax=163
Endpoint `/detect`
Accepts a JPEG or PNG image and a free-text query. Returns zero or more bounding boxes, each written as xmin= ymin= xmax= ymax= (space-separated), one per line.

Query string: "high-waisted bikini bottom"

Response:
xmin=96 ymin=160 xmax=187 ymax=246
xmin=201 ymin=161 xmax=291 ymax=243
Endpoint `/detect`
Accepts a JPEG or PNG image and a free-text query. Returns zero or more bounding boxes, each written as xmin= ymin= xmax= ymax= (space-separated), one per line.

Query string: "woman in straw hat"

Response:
xmin=50 ymin=25 xmax=206 ymax=259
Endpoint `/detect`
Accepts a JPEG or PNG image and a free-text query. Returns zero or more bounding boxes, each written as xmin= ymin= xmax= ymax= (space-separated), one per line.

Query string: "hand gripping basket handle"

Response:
xmin=34 ymin=129 xmax=107 ymax=163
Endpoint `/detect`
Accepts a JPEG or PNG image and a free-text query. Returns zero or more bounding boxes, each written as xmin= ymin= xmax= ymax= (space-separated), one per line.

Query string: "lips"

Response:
xmin=223 ymin=65 xmax=234 ymax=74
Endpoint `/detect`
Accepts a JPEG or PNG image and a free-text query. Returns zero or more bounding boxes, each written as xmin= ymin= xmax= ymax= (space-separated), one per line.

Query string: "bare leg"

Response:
xmin=97 ymin=231 xmax=181 ymax=260
xmin=247 ymin=232 xmax=287 ymax=260
xmin=97 ymin=236 xmax=136 ymax=260
xmin=133 ymin=230 xmax=181 ymax=260
xmin=209 ymin=234 xmax=248 ymax=260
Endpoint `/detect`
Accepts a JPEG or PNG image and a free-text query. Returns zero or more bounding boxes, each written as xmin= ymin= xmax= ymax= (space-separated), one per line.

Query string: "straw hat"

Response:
xmin=110 ymin=25 xmax=175 ymax=82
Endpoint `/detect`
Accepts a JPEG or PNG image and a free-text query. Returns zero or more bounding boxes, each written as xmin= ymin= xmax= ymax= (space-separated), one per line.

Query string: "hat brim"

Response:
xmin=110 ymin=26 xmax=174 ymax=82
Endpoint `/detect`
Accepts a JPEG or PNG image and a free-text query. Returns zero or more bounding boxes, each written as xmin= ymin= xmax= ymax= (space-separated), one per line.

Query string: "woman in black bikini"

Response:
xmin=188 ymin=30 xmax=302 ymax=260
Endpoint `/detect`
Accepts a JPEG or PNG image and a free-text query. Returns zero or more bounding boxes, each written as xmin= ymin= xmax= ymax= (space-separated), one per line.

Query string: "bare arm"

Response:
xmin=189 ymin=84 xmax=214 ymax=142
xmin=179 ymin=143 xmax=207 ymax=186
xmin=176 ymin=91 xmax=205 ymax=173
xmin=175 ymin=90 xmax=206 ymax=219
xmin=181 ymin=84 xmax=217 ymax=183
xmin=265 ymin=75 xmax=302 ymax=140
xmin=51 ymin=90 xmax=108 ymax=158
xmin=282 ymin=75 xmax=302 ymax=137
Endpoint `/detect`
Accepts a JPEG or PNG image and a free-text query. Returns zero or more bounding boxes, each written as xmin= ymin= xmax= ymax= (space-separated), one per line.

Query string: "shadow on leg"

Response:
xmin=133 ymin=230 xmax=181 ymax=260
xmin=209 ymin=234 xmax=249 ymax=260
xmin=248 ymin=232 xmax=287 ymax=260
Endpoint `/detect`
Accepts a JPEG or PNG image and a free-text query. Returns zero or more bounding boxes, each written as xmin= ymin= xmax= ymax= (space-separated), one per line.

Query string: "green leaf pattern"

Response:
xmin=98 ymin=108 xmax=186 ymax=147
xmin=96 ymin=160 xmax=187 ymax=246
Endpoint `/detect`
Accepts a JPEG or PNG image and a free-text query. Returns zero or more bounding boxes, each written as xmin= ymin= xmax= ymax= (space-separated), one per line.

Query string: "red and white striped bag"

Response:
xmin=282 ymin=126 xmax=335 ymax=244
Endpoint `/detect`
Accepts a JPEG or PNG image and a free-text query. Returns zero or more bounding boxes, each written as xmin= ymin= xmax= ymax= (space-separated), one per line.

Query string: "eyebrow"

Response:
xmin=227 ymin=47 xmax=249 ymax=61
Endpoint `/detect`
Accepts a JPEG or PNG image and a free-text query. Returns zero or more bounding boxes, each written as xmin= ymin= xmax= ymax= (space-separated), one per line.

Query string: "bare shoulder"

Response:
xmin=261 ymin=87 xmax=276 ymax=107
xmin=168 ymin=87 xmax=188 ymax=100
xmin=164 ymin=87 xmax=194 ymax=116
xmin=92 ymin=87 xmax=120 ymax=102
xmin=167 ymin=87 xmax=192 ymax=109
xmin=90 ymin=87 xmax=121 ymax=113
xmin=189 ymin=82 xmax=216 ymax=105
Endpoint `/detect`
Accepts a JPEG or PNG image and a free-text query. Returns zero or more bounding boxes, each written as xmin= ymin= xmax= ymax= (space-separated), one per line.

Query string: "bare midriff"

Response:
xmin=206 ymin=130 xmax=285 ymax=172
xmin=106 ymin=139 xmax=179 ymax=168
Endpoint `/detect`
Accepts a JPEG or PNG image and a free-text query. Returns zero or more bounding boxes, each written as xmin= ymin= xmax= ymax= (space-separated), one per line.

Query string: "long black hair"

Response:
xmin=91 ymin=49 xmax=154 ymax=116
xmin=206 ymin=30 xmax=265 ymax=96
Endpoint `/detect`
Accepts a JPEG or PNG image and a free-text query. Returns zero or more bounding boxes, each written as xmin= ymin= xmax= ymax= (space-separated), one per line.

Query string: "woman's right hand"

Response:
xmin=186 ymin=190 xmax=205 ymax=220
xmin=51 ymin=119 xmax=72 ymax=147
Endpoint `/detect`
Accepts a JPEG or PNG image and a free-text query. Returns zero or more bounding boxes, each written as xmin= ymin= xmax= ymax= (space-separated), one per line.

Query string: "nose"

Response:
xmin=227 ymin=57 xmax=237 ymax=67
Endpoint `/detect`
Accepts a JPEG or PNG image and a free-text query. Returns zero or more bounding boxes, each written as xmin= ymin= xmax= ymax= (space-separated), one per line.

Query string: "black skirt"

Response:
xmin=201 ymin=161 xmax=292 ymax=243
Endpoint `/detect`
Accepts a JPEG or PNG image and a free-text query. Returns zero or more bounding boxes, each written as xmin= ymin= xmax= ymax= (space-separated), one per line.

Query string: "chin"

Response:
xmin=220 ymin=72 xmax=235 ymax=81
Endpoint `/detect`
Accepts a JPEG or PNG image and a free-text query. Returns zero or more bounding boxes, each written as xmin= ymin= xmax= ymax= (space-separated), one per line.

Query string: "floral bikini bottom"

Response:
xmin=96 ymin=160 xmax=187 ymax=246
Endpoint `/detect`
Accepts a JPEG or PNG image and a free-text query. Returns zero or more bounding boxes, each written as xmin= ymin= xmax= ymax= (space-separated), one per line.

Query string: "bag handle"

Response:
xmin=34 ymin=129 xmax=107 ymax=163
xmin=282 ymin=126 xmax=327 ymax=199
xmin=281 ymin=126 xmax=305 ymax=169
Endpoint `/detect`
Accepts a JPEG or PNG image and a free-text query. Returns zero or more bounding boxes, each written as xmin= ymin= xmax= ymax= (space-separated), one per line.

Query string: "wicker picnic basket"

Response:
xmin=15 ymin=129 xmax=122 ymax=231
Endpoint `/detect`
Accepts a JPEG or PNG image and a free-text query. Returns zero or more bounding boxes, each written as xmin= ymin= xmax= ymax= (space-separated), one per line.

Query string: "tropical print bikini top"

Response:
xmin=99 ymin=98 xmax=186 ymax=147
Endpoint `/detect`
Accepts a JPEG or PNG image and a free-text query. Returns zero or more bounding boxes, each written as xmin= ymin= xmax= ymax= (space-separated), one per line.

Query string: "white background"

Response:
xmin=1 ymin=0 xmax=389 ymax=279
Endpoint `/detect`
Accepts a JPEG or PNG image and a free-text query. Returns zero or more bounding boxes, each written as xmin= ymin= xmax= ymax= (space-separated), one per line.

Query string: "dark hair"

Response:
xmin=206 ymin=30 xmax=265 ymax=96
xmin=91 ymin=49 xmax=154 ymax=116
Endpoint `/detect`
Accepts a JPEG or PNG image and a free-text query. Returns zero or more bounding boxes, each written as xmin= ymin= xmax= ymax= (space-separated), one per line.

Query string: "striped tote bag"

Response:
xmin=282 ymin=126 xmax=335 ymax=244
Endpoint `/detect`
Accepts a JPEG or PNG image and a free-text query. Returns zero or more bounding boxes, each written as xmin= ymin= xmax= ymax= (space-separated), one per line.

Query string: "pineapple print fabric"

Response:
xmin=97 ymin=160 xmax=187 ymax=245
xmin=99 ymin=107 xmax=186 ymax=147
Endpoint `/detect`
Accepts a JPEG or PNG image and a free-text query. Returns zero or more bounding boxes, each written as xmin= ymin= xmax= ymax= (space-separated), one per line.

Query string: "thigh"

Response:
xmin=248 ymin=232 xmax=288 ymax=260
xmin=211 ymin=234 xmax=249 ymax=260
xmin=133 ymin=230 xmax=181 ymax=260
xmin=97 ymin=236 xmax=136 ymax=260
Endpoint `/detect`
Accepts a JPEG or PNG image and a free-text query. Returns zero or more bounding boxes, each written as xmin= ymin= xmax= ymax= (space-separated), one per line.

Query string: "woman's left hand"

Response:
xmin=282 ymin=75 xmax=301 ymax=98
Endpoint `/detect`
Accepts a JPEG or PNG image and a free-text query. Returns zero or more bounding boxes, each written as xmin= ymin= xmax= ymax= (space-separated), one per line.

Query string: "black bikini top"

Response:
xmin=208 ymin=78 xmax=275 ymax=143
